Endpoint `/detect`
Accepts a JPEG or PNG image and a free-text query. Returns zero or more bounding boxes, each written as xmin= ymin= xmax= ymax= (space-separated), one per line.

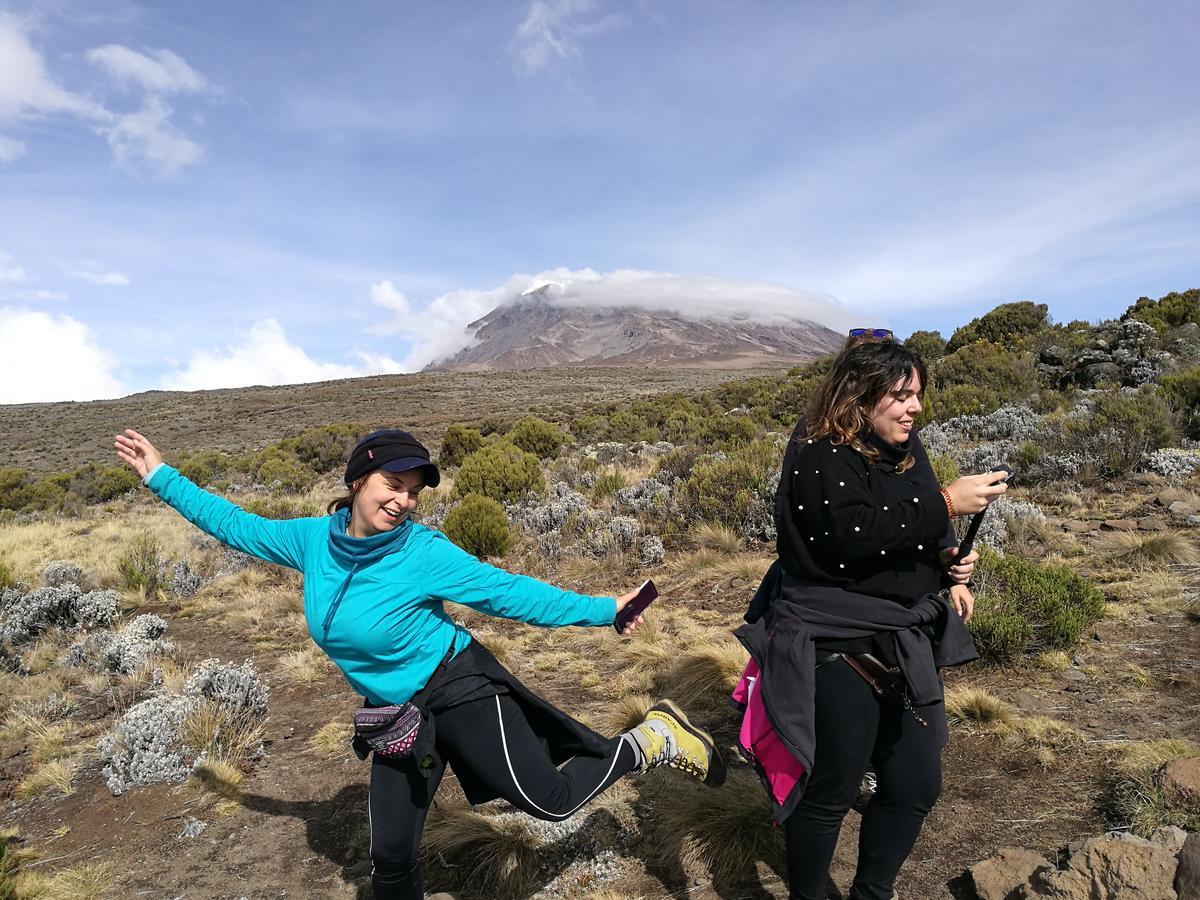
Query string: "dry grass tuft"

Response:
xmin=275 ymin=646 xmax=334 ymax=685
xmin=1095 ymin=531 xmax=1200 ymax=569
xmin=708 ymin=555 xmax=774 ymax=584
xmin=11 ymin=859 xmax=119 ymax=900
xmin=190 ymin=758 xmax=246 ymax=800
xmin=1105 ymin=739 xmax=1200 ymax=836
xmin=944 ymin=686 xmax=1015 ymax=727
xmin=641 ymin=769 xmax=783 ymax=884
xmin=691 ymin=523 xmax=741 ymax=554
xmin=602 ymin=693 xmax=654 ymax=735
xmin=659 ymin=639 xmax=747 ymax=711
xmin=307 ymin=722 xmax=354 ymax=756
xmin=423 ymin=805 xmax=542 ymax=899
xmin=1035 ymin=650 xmax=1071 ymax=671
xmin=16 ymin=760 xmax=76 ymax=800
xmin=181 ymin=700 xmax=264 ymax=765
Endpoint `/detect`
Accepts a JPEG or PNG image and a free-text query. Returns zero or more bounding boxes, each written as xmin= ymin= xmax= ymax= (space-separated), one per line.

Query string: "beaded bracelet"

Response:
xmin=939 ymin=487 xmax=956 ymax=517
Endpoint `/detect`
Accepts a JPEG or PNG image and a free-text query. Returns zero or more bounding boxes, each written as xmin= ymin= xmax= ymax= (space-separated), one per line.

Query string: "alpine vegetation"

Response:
xmin=0 ymin=582 xmax=120 ymax=649
xmin=63 ymin=614 xmax=173 ymax=675
xmin=98 ymin=657 xmax=268 ymax=795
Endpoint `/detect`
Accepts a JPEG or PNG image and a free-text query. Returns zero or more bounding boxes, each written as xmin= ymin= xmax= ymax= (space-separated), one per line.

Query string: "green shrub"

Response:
xmin=26 ymin=474 xmax=71 ymax=512
xmin=655 ymin=447 xmax=701 ymax=482
xmin=682 ymin=439 xmax=778 ymax=531
xmin=443 ymin=494 xmax=512 ymax=558
xmin=439 ymin=424 xmax=485 ymax=467
xmin=1123 ymin=288 xmax=1200 ymax=334
xmin=922 ymin=384 xmax=1004 ymax=422
xmin=592 ymin=470 xmax=626 ymax=500
xmin=934 ymin=342 xmax=1038 ymax=398
xmin=454 ymin=442 xmax=545 ymax=504
xmin=68 ymin=462 xmax=139 ymax=504
xmin=946 ymin=301 xmax=1049 ymax=353
xmin=570 ymin=414 xmax=609 ymax=443
xmin=117 ymin=534 xmax=164 ymax=594
xmin=175 ymin=449 xmax=232 ymax=486
xmin=700 ymin=414 xmax=760 ymax=449
xmin=1012 ymin=441 xmax=1043 ymax=471
xmin=0 ymin=468 xmax=32 ymax=511
xmin=243 ymin=496 xmax=321 ymax=519
xmin=904 ymin=329 xmax=947 ymax=360
xmin=507 ymin=417 xmax=565 ymax=460
xmin=606 ymin=410 xmax=658 ymax=443
xmin=1159 ymin=367 xmax=1200 ymax=438
xmin=251 ymin=449 xmax=317 ymax=494
xmin=281 ymin=423 xmax=365 ymax=474
xmin=929 ymin=453 xmax=958 ymax=485
xmin=1052 ymin=388 xmax=1175 ymax=478
xmin=970 ymin=549 xmax=1104 ymax=662
xmin=0 ymin=556 xmax=16 ymax=590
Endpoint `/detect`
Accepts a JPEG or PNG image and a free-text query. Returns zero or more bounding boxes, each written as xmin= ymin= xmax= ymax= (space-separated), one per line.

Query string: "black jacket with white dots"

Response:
xmin=775 ymin=423 xmax=953 ymax=609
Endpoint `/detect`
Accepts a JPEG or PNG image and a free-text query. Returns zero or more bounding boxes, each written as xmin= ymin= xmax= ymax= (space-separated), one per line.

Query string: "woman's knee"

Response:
xmin=876 ymin=759 xmax=941 ymax=813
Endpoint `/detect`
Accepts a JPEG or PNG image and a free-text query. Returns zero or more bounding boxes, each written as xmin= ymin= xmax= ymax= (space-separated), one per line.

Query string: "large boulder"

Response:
xmin=1032 ymin=832 xmax=1179 ymax=899
xmin=969 ymin=847 xmax=1051 ymax=899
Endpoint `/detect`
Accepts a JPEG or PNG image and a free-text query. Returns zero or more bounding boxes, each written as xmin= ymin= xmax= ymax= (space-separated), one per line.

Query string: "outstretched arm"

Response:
xmin=114 ymin=429 xmax=311 ymax=571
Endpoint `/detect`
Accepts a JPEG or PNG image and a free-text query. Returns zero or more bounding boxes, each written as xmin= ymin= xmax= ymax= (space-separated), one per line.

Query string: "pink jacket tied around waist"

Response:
xmin=731 ymin=658 xmax=805 ymax=807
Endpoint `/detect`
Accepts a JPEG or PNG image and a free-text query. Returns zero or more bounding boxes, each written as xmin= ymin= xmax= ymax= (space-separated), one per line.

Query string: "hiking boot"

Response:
xmin=626 ymin=699 xmax=726 ymax=786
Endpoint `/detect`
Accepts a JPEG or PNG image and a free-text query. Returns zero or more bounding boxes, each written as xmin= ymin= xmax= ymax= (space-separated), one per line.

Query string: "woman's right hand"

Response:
xmin=944 ymin=471 xmax=1009 ymax=515
xmin=114 ymin=429 xmax=164 ymax=480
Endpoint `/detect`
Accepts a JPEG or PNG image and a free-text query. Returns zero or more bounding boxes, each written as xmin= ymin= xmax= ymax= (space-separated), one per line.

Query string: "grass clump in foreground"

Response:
xmin=423 ymin=806 xmax=543 ymax=900
xmin=968 ymin=549 xmax=1105 ymax=662
xmin=1105 ymin=739 xmax=1200 ymax=837
xmin=639 ymin=769 xmax=783 ymax=887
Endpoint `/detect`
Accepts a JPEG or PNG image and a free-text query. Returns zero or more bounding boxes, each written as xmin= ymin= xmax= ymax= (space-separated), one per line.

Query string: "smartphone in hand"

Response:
xmin=614 ymin=579 xmax=658 ymax=633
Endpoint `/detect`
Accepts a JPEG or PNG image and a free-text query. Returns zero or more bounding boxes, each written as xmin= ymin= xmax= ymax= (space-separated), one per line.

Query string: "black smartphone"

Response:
xmin=956 ymin=464 xmax=1016 ymax=558
xmin=614 ymin=579 xmax=658 ymax=633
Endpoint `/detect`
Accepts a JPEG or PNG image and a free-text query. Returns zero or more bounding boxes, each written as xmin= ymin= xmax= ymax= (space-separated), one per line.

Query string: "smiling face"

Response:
xmin=867 ymin=368 xmax=923 ymax=446
xmin=347 ymin=468 xmax=426 ymax=538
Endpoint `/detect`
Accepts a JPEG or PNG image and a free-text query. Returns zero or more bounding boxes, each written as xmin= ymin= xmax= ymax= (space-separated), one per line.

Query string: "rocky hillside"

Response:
xmin=425 ymin=289 xmax=842 ymax=371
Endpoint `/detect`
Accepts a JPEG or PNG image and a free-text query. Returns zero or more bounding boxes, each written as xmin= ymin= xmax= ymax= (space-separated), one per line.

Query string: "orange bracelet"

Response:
xmin=939 ymin=487 xmax=956 ymax=518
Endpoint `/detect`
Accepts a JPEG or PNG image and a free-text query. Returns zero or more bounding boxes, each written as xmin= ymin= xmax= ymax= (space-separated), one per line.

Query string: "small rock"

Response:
xmin=1062 ymin=520 xmax=1094 ymax=534
xmin=1062 ymin=668 xmax=1089 ymax=682
xmin=1014 ymin=691 xmax=1044 ymax=713
xmin=1169 ymin=501 xmax=1199 ymax=517
xmin=1162 ymin=758 xmax=1200 ymax=802
xmin=969 ymin=847 xmax=1051 ymax=900
xmin=1188 ymin=514 xmax=1200 ymax=528
xmin=1151 ymin=825 xmax=1187 ymax=854
xmin=1138 ymin=516 xmax=1169 ymax=531
xmin=1101 ymin=518 xmax=1139 ymax=531
xmin=1177 ymin=832 xmax=1200 ymax=900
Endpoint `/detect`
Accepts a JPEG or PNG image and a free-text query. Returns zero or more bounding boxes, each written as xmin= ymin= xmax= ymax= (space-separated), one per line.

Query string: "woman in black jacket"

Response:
xmin=744 ymin=339 xmax=1007 ymax=900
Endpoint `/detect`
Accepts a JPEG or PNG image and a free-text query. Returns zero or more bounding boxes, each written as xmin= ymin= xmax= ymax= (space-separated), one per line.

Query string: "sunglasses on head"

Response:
xmin=848 ymin=328 xmax=894 ymax=340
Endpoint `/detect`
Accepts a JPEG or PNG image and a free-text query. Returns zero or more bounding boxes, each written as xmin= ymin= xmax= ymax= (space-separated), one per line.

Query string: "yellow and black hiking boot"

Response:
xmin=627 ymin=699 xmax=725 ymax=786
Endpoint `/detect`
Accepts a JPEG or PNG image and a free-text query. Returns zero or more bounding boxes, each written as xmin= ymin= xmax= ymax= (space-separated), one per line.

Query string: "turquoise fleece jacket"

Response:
xmin=144 ymin=465 xmax=617 ymax=705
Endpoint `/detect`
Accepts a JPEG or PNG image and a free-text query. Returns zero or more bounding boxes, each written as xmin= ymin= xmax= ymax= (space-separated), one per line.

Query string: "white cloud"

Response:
xmin=0 ymin=134 xmax=25 ymax=162
xmin=0 ymin=307 xmax=125 ymax=403
xmin=373 ymin=268 xmax=853 ymax=370
xmin=61 ymin=258 xmax=131 ymax=287
xmin=160 ymin=319 xmax=400 ymax=391
xmin=368 ymin=280 xmax=411 ymax=319
xmin=0 ymin=15 xmax=109 ymax=122
xmin=513 ymin=0 xmax=626 ymax=74
xmin=0 ymin=250 xmax=28 ymax=283
xmin=86 ymin=45 xmax=208 ymax=95
xmin=9 ymin=289 xmax=67 ymax=302
xmin=99 ymin=96 xmax=203 ymax=178
xmin=0 ymin=17 xmax=207 ymax=178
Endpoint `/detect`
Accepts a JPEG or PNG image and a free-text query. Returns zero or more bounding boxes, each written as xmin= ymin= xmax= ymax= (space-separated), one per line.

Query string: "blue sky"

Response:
xmin=1 ymin=1 xmax=1198 ymax=403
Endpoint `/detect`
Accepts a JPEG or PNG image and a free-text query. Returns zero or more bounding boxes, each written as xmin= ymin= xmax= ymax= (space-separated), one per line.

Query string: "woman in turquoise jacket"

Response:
xmin=115 ymin=427 xmax=722 ymax=900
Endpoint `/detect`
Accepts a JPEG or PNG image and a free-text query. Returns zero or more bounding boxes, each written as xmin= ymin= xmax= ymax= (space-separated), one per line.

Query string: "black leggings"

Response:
xmin=784 ymin=657 xmax=943 ymax=900
xmin=369 ymin=692 xmax=638 ymax=899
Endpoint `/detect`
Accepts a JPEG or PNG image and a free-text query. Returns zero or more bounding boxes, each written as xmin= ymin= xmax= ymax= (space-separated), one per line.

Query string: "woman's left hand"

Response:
xmin=939 ymin=546 xmax=977 ymax=585
xmin=948 ymin=584 xmax=974 ymax=622
xmin=613 ymin=587 xmax=646 ymax=635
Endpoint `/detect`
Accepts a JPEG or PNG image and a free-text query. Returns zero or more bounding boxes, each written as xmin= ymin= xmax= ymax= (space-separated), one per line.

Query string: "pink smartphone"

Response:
xmin=614 ymin=579 xmax=658 ymax=633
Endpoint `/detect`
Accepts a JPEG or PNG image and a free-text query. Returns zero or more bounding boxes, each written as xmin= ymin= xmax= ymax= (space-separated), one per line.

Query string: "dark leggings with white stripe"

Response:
xmin=369 ymin=692 xmax=637 ymax=900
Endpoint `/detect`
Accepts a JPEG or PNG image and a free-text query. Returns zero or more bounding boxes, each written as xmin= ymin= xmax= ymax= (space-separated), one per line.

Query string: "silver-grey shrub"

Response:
xmin=184 ymin=657 xmax=269 ymax=716
xmin=168 ymin=560 xmax=202 ymax=599
xmin=640 ymin=535 xmax=665 ymax=567
xmin=64 ymin=613 xmax=173 ymax=674
xmin=98 ymin=693 xmax=197 ymax=795
xmin=1142 ymin=448 xmax=1200 ymax=482
xmin=41 ymin=560 xmax=84 ymax=588
xmin=0 ymin=584 xmax=120 ymax=647
xmin=615 ymin=478 xmax=672 ymax=515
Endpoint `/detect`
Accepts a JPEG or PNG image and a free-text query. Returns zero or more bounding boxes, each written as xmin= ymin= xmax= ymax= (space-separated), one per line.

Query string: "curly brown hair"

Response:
xmin=804 ymin=340 xmax=928 ymax=472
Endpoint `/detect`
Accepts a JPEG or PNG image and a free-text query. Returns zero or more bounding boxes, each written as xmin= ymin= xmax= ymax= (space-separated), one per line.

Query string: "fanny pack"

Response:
xmin=351 ymin=646 xmax=454 ymax=762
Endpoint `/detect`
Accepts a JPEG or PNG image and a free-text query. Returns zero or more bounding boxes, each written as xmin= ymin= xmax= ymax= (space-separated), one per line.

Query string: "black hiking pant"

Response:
xmin=369 ymin=691 xmax=637 ymax=899
xmin=784 ymin=656 xmax=943 ymax=900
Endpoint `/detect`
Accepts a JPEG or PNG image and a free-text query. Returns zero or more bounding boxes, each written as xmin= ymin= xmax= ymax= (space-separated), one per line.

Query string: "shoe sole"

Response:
xmin=652 ymin=699 xmax=727 ymax=787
